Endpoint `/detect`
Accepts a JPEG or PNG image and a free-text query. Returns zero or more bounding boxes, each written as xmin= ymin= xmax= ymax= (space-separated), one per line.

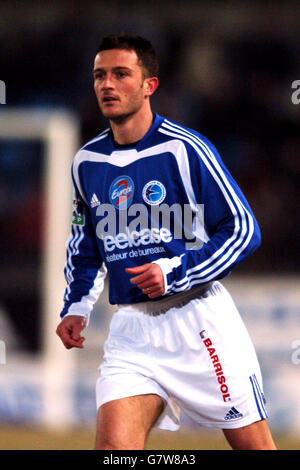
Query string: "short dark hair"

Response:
xmin=96 ymin=34 xmax=159 ymax=78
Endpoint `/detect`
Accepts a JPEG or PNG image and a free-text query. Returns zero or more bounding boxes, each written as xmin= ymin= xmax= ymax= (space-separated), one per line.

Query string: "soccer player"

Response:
xmin=56 ymin=35 xmax=276 ymax=450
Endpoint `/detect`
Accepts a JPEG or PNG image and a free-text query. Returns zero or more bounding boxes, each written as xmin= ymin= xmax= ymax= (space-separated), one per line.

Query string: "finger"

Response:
xmin=147 ymin=289 xmax=164 ymax=299
xmin=71 ymin=323 xmax=85 ymax=341
xmin=68 ymin=329 xmax=85 ymax=344
xmin=125 ymin=264 xmax=151 ymax=275
xmin=57 ymin=325 xmax=85 ymax=348
xmin=56 ymin=324 xmax=70 ymax=341
xmin=141 ymin=283 xmax=164 ymax=295
xmin=130 ymin=271 xmax=153 ymax=285
xmin=142 ymin=286 xmax=153 ymax=294
xmin=65 ymin=340 xmax=85 ymax=350
xmin=137 ymin=276 xmax=162 ymax=289
xmin=62 ymin=336 xmax=85 ymax=350
xmin=136 ymin=273 xmax=163 ymax=289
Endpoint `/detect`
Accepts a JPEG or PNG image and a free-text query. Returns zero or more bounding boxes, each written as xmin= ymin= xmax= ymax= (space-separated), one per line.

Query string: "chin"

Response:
xmin=101 ymin=108 xmax=123 ymax=120
xmin=105 ymin=112 xmax=134 ymax=124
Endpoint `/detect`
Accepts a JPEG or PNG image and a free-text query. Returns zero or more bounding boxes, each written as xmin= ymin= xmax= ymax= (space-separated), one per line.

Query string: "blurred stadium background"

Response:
xmin=0 ymin=0 xmax=300 ymax=450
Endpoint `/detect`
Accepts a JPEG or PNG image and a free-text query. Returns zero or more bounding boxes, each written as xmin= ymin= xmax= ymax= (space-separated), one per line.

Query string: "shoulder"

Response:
xmin=71 ymin=128 xmax=111 ymax=185
xmin=158 ymin=117 xmax=219 ymax=160
xmin=71 ymin=128 xmax=111 ymax=167
xmin=80 ymin=128 xmax=111 ymax=153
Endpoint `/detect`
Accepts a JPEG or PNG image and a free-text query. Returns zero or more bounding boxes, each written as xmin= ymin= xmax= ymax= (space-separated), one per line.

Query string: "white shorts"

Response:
xmin=96 ymin=282 xmax=268 ymax=430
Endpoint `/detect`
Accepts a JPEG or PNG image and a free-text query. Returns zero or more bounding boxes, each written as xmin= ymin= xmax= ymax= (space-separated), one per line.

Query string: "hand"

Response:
xmin=56 ymin=315 xmax=86 ymax=350
xmin=125 ymin=263 xmax=165 ymax=299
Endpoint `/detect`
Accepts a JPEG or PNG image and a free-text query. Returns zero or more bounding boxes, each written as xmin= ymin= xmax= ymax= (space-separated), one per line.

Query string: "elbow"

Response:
xmin=248 ymin=224 xmax=262 ymax=254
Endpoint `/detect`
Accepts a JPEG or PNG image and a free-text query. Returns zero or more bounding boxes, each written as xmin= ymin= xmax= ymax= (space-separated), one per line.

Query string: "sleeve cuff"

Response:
xmin=151 ymin=258 xmax=174 ymax=295
xmin=61 ymin=305 xmax=91 ymax=326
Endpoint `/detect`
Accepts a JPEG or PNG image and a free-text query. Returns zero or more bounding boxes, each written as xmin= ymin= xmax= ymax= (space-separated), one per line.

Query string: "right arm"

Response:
xmin=56 ymin=178 xmax=107 ymax=349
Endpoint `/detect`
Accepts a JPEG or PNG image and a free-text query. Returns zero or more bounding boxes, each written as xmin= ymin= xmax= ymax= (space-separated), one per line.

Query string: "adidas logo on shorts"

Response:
xmin=224 ymin=406 xmax=243 ymax=421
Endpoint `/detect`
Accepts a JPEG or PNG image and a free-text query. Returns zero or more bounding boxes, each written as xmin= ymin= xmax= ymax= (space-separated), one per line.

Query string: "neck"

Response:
xmin=110 ymin=105 xmax=154 ymax=145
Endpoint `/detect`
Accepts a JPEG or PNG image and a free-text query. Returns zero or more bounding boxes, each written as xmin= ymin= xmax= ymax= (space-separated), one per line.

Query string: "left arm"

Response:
xmin=127 ymin=138 xmax=261 ymax=297
xmin=153 ymin=139 xmax=261 ymax=295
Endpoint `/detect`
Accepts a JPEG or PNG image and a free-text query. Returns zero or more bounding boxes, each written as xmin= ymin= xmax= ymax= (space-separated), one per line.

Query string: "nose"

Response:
xmin=102 ymin=73 xmax=114 ymax=89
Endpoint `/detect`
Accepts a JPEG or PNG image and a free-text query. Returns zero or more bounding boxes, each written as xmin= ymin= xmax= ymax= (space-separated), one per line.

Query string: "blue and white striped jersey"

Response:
xmin=60 ymin=113 xmax=261 ymax=321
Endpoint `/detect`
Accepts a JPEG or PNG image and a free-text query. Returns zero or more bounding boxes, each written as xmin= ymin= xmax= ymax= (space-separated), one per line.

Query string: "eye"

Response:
xmin=116 ymin=71 xmax=128 ymax=78
xmin=94 ymin=72 xmax=105 ymax=80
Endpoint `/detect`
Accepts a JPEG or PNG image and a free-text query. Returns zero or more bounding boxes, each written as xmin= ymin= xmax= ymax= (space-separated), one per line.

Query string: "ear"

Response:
xmin=144 ymin=77 xmax=159 ymax=97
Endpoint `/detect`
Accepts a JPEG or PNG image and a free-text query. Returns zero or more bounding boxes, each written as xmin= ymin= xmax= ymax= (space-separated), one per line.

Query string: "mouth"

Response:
xmin=102 ymin=96 xmax=119 ymax=105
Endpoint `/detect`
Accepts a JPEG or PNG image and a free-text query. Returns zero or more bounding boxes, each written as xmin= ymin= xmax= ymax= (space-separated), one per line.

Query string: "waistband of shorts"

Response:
xmin=118 ymin=281 xmax=215 ymax=316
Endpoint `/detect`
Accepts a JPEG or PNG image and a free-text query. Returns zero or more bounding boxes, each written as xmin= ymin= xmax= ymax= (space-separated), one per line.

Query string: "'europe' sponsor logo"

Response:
xmin=109 ymin=175 xmax=134 ymax=210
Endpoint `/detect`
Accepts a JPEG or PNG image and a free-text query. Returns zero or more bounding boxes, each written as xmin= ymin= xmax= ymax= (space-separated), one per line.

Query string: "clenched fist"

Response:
xmin=56 ymin=315 xmax=86 ymax=349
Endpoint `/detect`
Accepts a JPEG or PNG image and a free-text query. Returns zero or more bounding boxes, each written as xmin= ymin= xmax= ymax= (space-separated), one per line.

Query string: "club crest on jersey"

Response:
xmin=142 ymin=180 xmax=166 ymax=206
xmin=109 ymin=175 xmax=134 ymax=210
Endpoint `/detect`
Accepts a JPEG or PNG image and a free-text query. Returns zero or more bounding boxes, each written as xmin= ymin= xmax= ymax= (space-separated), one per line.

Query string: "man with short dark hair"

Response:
xmin=56 ymin=35 xmax=276 ymax=450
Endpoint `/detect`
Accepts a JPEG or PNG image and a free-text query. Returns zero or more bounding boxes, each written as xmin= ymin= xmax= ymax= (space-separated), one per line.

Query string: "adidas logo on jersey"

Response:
xmin=224 ymin=407 xmax=243 ymax=421
xmin=90 ymin=193 xmax=100 ymax=208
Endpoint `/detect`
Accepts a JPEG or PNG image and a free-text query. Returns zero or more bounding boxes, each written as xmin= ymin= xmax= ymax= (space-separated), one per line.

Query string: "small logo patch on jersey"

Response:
xmin=72 ymin=213 xmax=85 ymax=226
xmin=142 ymin=180 xmax=166 ymax=206
xmin=72 ymin=198 xmax=85 ymax=226
xmin=224 ymin=407 xmax=243 ymax=421
xmin=109 ymin=175 xmax=134 ymax=210
xmin=90 ymin=193 xmax=100 ymax=208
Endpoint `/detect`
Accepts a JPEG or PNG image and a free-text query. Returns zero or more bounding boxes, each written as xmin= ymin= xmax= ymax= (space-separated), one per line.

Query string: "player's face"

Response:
xmin=93 ymin=49 xmax=148 ymax=122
